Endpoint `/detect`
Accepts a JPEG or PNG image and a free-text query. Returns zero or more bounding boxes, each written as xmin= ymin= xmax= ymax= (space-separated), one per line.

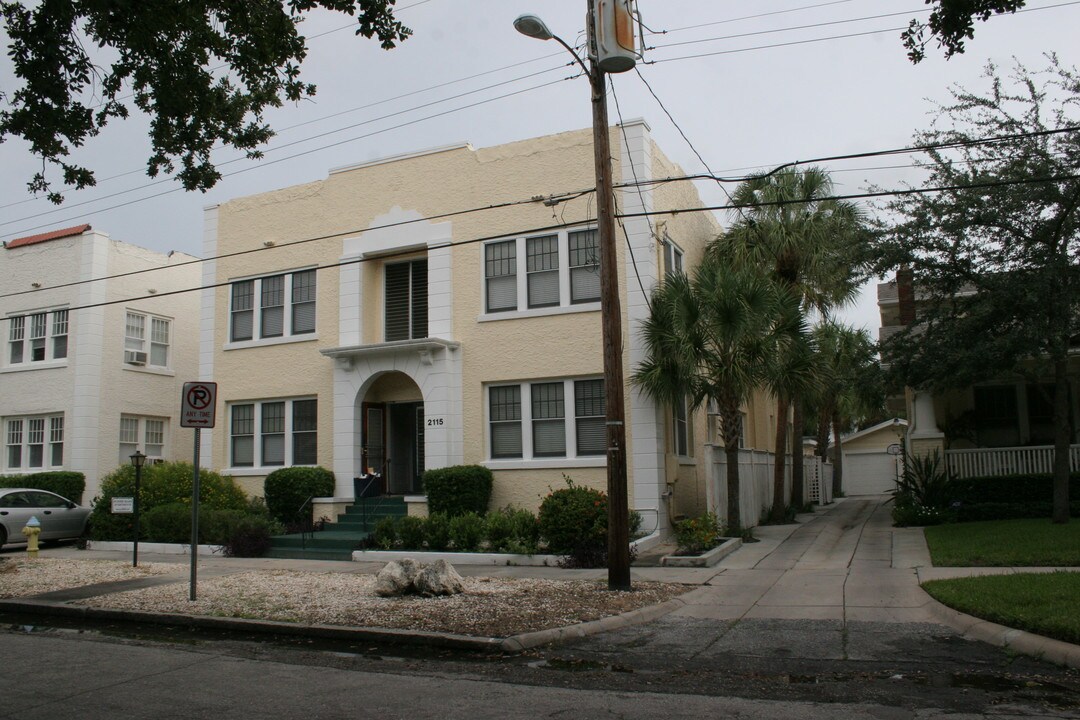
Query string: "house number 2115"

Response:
xmin=426 ymin=418 xmax=444 ymax=427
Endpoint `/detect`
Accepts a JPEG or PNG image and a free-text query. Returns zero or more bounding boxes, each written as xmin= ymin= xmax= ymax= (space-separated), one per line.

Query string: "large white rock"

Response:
xmin=374 ymin=558 xmax=423 ymax=597
xmin=412 ymin=559 xmax=465 ymax=597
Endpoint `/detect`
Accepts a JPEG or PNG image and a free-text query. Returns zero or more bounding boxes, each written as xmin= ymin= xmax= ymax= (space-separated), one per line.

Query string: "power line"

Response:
xmin=0 ymin=75 xmax=578 ymax=240
xmin=649 ymin=0 xmax=859 ymax=35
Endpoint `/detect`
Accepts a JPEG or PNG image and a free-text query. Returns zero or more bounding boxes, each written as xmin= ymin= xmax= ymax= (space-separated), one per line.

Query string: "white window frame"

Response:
xmin=124 ymin=311 xmax=172 ymax=369
xmin=227 ymin=268 xmax=317 ymax=349
xmin=226 ymin=397 xmax=318 ymax=473
xmin=6 ymin=308 xmax=69 ymax=368
xmin=119 ymin=415 xmax=168 ymax=466
xmin=485 ymin=377 xmax=607 ymax=469
xmin=4 ymin=414 xmax=64 ymax=472
xmin=480 ymin=227 xmax=601 ymax=320
xmin=663 ymin=236 xmax=684 ymax=277
xmin=673 ymin=396 xmax=693 ymax=459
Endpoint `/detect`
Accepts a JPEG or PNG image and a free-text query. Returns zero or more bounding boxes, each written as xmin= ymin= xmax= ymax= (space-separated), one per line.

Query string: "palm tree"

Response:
xmin=715 ymin=167 xmax=868 ymax=516
xmin=812 ymin=322 xmax=885 ymax=496
xmin=634 ymin=254 xmax=792 ymax=534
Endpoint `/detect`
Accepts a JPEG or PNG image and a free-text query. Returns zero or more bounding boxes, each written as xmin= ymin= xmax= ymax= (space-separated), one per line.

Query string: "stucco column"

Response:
xmin=908 ymin=388 xmax=945 ymax=457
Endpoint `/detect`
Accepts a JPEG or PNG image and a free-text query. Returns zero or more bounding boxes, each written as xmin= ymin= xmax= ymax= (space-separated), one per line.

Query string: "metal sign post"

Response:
xmin=181 ymin=382 xmax=217 ymax=602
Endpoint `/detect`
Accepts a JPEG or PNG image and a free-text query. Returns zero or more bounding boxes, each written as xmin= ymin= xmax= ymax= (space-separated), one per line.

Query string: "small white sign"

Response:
xmin=112 ymin=497 xmax=134 ymax=514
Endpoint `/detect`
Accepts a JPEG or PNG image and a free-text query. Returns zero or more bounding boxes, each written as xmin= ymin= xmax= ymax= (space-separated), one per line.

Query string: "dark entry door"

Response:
xmin=388 ymin=402 xmax=424 ymax=494
xmin=361 ymin=403 xmax=386 ymax=486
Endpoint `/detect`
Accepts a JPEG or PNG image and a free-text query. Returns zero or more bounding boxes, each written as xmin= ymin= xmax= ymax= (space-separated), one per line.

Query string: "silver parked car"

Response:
xmin=0 ymin=488 xmax=92 ymax=547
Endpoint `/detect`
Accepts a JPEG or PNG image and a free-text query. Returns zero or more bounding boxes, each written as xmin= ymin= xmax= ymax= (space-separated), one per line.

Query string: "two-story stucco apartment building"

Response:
xmin=1 ymin=225 xmax=199 ymax=502
xmin=199 ymin=121 xmax=727 ymax=534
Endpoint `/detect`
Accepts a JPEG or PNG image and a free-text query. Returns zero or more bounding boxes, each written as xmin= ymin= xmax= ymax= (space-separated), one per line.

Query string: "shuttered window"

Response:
xmin=385 ymin=260 xmax=428 ymax=341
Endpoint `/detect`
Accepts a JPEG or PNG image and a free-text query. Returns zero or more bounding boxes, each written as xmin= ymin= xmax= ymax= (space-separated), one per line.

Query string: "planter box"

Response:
xmin=86 ymin=540 xmax=224 ymax=556
xmin=660 ymin=537 xmax=741 ymax=568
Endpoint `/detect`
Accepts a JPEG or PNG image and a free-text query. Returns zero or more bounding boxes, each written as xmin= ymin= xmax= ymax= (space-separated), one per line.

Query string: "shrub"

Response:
xmin=674 ymin=512 xmax=722 ymax=555
xmin=484 ymin=509 xmax=515 ymax=551
xmin=372 ymin=516 xmax=397 ymax=549
xmin=538 ymin=477 xmax=608 ymax=567
xmin=423 ymin=465 xmax=493 ymax=517
xmin=629 ymin=509 xmax=644 ymax=539
xmin=424 ymin=512 xmax=451 ymax=551
xmin=397 ymin=515 xmax=426 ymax=549
xmin=449 ymin=512 xmax=485 ymax=551
xmin=141 ymin=503 xmax=193 ymax=543
xmin=89 ymin=462 xmax=248 ymax=541
xmin=264 ymin=466 xmax=335 ymax=526
xmin=893 ymin=451 xmax=957 ymax=510
xmin=224 ymin=515 xmax=278 ymax=557
xmin=0 ymin=471 xmax=86 ymax=503
xmin=508 ymin=508 xmax=540 ymax=553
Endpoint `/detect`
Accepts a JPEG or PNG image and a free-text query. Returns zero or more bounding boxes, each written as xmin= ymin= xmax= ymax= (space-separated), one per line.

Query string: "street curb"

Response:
xmin=920 ymin=590 xmax=1080 ymax=669
xmin=0 ymin=592 xmax=686 ymax=655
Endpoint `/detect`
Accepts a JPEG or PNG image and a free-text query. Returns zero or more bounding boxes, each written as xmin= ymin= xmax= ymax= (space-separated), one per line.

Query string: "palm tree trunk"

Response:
xmin=831 ymin=412 xmax=844 ymax=497
xmin=817 ymin=406 xmax=831 ymax=460
xmin=721 ymin=401 xmax=743 ymax=535
xmin=770 ymin=396 xmax=790 ymax=523
xmin=791 ymin=400 xmax=805 ymax=509
xmin=1052 ymin=356 xmax=1071 ymax=524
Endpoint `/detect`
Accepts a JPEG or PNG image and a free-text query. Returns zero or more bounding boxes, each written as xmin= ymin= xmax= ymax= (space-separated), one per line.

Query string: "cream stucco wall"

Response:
xmin=205 ymin=123 xmax=723 ymax=525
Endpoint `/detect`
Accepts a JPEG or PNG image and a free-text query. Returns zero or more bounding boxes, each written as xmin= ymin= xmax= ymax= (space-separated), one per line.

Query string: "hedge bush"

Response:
xmin=424 ymin=512 xmax=452 ymax=551
xmin=674 ymin=512 xmax=722 ymax=555
xmin=423 ymin=465 xmax=493 ymax=517
xmin=538 ymin=478 xmax=608 ymax=567
xmin=89 ymin=462 xmax=248 ymax=541
xmin=950 ymin=473 xmax=1080 ymax=505
xmin=223 ymin=515 xmax=278 ymax=557
xmin=263 ymin=466 xmax=335 ymax=525
xmin=397 ymin=515 xmax=426 ymax=550
xmin=0 ymin=471 xmax=86 ymax=503
xmin=449 ymin=512 xmax=485 ymax=551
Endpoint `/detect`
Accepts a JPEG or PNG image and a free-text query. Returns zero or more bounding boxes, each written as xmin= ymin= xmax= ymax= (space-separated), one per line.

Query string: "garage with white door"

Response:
xmin=840 ymin=419 xmax=907 ymax=496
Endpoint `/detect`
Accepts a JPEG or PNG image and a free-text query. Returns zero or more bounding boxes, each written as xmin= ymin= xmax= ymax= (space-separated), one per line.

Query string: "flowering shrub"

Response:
xmin=674 ymin=512 xmax=723 ymax=555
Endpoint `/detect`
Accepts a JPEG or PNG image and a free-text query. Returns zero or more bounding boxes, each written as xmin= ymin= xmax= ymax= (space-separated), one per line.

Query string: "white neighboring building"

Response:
xmin=1 ymin=224 xmax=200 ymax=503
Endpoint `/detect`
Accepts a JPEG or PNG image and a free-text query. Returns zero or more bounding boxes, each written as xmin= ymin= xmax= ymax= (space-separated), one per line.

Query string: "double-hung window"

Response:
xmin=229 ymin=398 xmax=317 ymax=468
xmin=483 ymin=227 xmax=600 ymax=315
xmin=488 ymin=378 xmax=605 ymax=461
xmin=119 ymin=416 xmax=167 ymax=466
xmin=7 ymin=309 xmax=68 ymax=366
xmin=663 ymin=237 xmax=684 ymax=276
xmin=4 ymin=415 xmax=63 ymax=471
xmin=672 ymin=397 xmax=692 ymax=457
xmin=384 ymin=260 xmax=428 ymax=341
xmin=124 ymin=311 xmax=170 ymax=367
xmin=230 ymin=269 xmax=316 ymax=343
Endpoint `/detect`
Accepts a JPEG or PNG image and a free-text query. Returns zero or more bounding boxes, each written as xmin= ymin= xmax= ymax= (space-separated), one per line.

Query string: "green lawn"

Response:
xmin=924 ymin=518 xmax=1080 ymax=567
xmin=922 ymin=572 xmax=1080 ymax=645
xmin=920 ymin=519 xmax=1080 ymax=646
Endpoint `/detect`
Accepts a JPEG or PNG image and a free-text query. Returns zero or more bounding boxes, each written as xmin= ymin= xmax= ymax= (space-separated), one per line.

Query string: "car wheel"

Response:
xmin=0 ymin=526 xmax=7 ymax=547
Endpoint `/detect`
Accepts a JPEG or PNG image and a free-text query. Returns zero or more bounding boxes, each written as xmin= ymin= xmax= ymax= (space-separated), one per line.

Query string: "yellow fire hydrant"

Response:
xmin=22 ymin=516 xmax=42 ymax=559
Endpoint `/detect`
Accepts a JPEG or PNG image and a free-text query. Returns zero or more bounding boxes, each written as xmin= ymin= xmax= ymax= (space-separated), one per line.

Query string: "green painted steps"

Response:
xmin=265 ymin=496 xmax=409 ymax=560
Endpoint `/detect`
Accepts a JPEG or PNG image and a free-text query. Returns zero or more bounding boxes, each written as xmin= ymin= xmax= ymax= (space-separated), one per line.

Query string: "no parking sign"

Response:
xmin=181 ymin=382 xmax=217 ymax=428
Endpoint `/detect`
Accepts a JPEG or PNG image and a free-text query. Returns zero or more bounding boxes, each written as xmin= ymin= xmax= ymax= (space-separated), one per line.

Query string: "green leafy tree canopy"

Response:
xmin=903 ymin=0 xmax=1026 ymax=63
xmin=0 ymin=0 xmax=410 ymax=203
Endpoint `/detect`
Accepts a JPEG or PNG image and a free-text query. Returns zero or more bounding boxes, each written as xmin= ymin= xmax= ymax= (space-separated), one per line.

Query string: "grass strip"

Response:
xmin=922 ymin=572 xmax=1080 ymax=646
xmin=924 ymin=518 xmax=1080 ymax=567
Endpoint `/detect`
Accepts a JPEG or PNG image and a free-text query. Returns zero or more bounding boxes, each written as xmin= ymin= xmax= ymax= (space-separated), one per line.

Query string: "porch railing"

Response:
xmin=945 ymin=444 xmax=1080 ymax=478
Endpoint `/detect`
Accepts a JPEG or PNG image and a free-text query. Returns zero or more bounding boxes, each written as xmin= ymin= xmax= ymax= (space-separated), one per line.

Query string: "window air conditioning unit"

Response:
xmin=146 ymin=457 xmax=166 ymax=466
xmin=124 ymin=350 xmax=147 ymax=365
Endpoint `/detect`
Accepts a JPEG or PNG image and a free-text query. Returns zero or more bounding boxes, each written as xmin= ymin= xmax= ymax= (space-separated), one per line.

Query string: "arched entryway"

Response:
xmin=360 ymin=372 xmax=424 ymax=495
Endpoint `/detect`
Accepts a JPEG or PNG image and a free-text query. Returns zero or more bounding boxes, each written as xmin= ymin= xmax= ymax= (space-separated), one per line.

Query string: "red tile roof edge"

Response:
xmin=4 ymin=223 xmax=92 ymax=250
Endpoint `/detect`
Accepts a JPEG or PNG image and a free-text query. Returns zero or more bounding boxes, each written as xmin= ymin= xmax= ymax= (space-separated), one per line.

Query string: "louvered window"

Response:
xmin=385 ymin=260 xmax=428 ymax=341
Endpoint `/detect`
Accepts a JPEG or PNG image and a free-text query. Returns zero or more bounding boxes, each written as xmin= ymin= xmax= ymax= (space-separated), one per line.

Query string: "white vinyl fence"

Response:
xmin=945 ymin=444 xmax=1080 ymax=478
xmin=705 ymin=445 xmax=833 ymax=530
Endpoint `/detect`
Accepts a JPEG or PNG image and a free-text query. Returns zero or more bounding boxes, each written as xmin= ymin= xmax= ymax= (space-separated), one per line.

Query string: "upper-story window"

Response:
xmin=124 ymin=311 xmax=170 ymax=368
xmin=663 ymin=237 xmax=684 ymax=276
xmin=385 ymin=259 xmax=428 ymax=341
xmin=7 ymin=309 xmax=68 ymax=366
xmin=230 ymin=269 xmax=316 ymax=343
xmin=483 ymin=228 xmax=600 ymax=315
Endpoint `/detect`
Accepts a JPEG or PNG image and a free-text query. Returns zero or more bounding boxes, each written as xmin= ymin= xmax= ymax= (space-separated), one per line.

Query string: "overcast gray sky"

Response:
xmin=3 ymin=0 xmax=1079 ymax=334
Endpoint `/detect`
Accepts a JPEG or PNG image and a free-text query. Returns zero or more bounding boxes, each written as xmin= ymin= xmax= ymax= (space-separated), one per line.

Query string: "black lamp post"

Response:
xmin=130 ymin=450 xmax=146 ymax=567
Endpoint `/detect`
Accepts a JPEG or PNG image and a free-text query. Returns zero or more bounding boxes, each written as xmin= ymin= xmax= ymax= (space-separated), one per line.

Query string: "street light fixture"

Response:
xmin=514 ymin=5 xmax=632 ymax=591
xmin=130 ymin=450 xmax=146 ymax=567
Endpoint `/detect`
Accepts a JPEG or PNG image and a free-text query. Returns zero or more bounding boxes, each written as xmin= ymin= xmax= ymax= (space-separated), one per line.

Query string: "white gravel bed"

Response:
xmin=0 ymin=557 xmax=178 ymax=598
xmin=70 ymin=569 xmax=687 ymax=637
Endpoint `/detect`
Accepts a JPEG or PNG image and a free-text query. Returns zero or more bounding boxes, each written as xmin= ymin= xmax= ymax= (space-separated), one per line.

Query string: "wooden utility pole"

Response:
xmin=587 ymin=0 xmax=631 ymax=592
